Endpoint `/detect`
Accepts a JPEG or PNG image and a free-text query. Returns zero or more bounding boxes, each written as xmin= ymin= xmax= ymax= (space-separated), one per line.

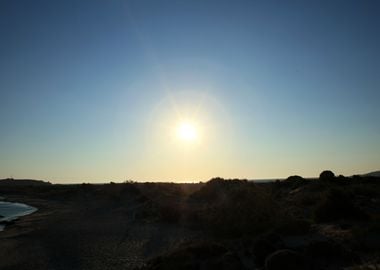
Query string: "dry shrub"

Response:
xmin=314 ymin=188 xmax=369 ymax=223
xmin=187 ymin=178 xmax=282 ymax=237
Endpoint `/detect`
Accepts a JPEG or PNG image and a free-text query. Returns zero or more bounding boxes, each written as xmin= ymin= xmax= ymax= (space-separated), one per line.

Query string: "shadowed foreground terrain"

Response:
xmin=0 ymin=172 xmax=380 ymax=270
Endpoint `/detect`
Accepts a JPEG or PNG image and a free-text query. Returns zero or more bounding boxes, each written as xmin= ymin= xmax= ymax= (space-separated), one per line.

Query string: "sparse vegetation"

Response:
xmin=1 ymin=172 xmax=380 ymax=269
xmin=313 ymin=188 xmax=369 ymax=222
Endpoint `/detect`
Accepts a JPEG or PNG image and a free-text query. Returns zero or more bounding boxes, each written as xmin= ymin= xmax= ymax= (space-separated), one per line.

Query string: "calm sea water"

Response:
xmin=0 ymin=201 xmax=37 ymax=231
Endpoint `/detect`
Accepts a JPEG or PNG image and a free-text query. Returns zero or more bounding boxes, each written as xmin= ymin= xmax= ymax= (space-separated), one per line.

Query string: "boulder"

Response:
xmin=202 ymin=252 xmax=245 ymax=270
xmin=305 ymin=240 xmax=360 ymax=267
xmin=251 ymin=233 xmax=285 ymax=266
xmin=265 ymin=249 xmax=309 ymax=270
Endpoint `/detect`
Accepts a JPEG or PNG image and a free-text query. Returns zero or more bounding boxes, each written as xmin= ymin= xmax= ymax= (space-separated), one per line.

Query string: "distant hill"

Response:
xmin=0 ymin=178 xmax=51 ymax=186
xmin=361 ymin=171 xmax=380 ymax=177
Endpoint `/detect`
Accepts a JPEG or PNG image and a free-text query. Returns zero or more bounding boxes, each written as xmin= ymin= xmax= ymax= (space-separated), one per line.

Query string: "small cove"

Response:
xmin=0 ymin=201 xmax=37 ymax=231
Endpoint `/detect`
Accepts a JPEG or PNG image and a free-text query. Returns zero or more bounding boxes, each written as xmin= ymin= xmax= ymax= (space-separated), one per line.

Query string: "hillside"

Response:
xmin=0 ymin=172 xmax=379 ymax=270
xmin=0 ymin=178 xmax=51 ymax=187
xmin=362 ymin=171 xmax=380 ymax=178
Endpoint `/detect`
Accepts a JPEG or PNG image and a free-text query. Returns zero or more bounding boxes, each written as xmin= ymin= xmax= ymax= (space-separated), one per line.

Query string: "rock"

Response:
xmin=305 ymin=240 xmax=360 ymax=266
xmin=358 ymin=233 xmax=380 ymax=250
xmin=147 ymin=255 xmax=200 ymax=270
xmin=345 ymin=263 xmax=380 ymax=270
xmin=202 ymin=252 xmax=245 ymax=270
xmin=251 ymin=233 xmax=285 ymax=266
xmin=0 ymin=219 xmax=15 ymax=226
xmin=265 ymin=249 xmax=309 ymax=270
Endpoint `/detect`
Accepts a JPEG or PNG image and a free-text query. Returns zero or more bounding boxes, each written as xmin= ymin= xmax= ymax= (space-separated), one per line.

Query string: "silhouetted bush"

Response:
xmin=187 ymin=178 xmax=281 ymax=237
xmin=286 ymin=175 xmax=305 ymax=182
xmin=156 ymin=202 xmax=182 ymax=223
xmin=319 ymin=170 xmax=335 ymax=181
xmin=281 ymin=175 xmax=308 ymax=189
xmin=314 ymin=188 xmax=369 ymax=222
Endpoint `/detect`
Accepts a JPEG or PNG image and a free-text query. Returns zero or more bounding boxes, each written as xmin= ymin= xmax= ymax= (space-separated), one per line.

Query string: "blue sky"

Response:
xmin=0 ymin=0 xmax=379 ymax=182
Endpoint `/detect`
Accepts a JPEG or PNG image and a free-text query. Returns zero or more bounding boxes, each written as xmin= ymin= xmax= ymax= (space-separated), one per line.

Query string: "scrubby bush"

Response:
xmin=286 ymin=175 xmax=305 ymax=182
xmin=144 ymin=241 xmax=231 ymax=270
xmin=313 ymin=188 xmax=368 ymax=222
xmin=280 ymin=175 xmax=308 ymax=190
xmin=319 ymin=170 xmax=335 ymax=181
xmin=187 ymin=178 xmax=282 ymax=237
xmin=156 ymin=202 xmax=182 ymax=223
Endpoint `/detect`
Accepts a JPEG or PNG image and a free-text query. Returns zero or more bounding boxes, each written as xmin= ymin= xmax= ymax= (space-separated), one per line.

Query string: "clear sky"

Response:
xmin=1 ymin=0 xmax=379 ymax=183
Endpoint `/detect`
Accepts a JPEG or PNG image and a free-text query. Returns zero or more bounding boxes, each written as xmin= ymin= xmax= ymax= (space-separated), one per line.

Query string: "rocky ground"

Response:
xmin=0 ymin=172 xmax=379 ymax=270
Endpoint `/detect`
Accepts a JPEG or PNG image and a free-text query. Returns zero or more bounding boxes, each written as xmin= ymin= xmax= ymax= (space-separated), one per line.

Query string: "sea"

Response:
xmin=0 ymin=201 xmax=37 ymax=231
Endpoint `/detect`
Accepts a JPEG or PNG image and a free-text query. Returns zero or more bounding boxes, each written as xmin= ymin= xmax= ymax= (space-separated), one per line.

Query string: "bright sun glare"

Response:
xmin=177 ymin=122 xmax=198 ymax=141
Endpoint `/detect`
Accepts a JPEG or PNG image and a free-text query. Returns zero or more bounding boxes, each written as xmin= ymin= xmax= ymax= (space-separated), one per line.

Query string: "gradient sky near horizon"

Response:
xmin=1 ymin=0 xmax=379 ymax=183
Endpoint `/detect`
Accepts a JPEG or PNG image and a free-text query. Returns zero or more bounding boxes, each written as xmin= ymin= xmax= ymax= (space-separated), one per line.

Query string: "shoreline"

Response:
xmin=0 ymin=200 xmax=38 ymax=232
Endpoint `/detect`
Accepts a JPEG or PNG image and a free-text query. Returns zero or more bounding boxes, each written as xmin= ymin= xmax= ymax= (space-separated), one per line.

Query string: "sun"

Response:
xmin=177 ymin=122 xmax=198 ymax=141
